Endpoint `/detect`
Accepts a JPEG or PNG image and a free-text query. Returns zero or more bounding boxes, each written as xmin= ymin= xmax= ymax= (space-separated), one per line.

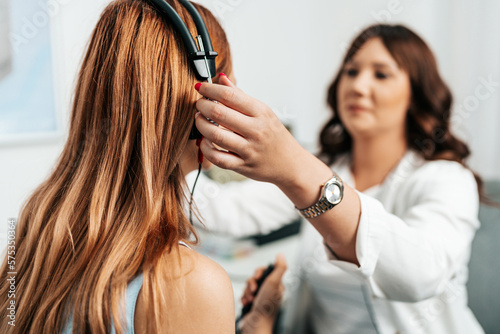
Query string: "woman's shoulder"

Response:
xmin=411 ymin=154 xmax=476 ymax=183
xmin=178 ymin=245 xmax=234 ymax=299
xmin=134 ymin=245 xmax=234 ymax=333
xmin=167 ymin=247 xmax=235 ymax=332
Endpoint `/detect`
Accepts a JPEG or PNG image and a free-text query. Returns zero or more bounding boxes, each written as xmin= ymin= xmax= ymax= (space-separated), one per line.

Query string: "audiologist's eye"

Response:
xmin=344 ymin=68 xmax=358 ymax=77
xmin=375 ymin=71 xmax=389 ymax=79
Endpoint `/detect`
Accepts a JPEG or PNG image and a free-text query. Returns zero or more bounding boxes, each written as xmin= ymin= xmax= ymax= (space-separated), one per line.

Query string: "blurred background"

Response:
xmin=0 ymin=0 xmax=499 ymax=330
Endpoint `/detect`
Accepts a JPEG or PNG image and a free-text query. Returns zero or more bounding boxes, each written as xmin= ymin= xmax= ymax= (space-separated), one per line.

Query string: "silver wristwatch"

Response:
xmin=297 ymin=173 xmax=344 ymax=219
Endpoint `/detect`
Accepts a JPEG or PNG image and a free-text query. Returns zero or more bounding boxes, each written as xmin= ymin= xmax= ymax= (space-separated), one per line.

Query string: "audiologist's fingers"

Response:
xmin=196 ymin=98 xmax=250 ymax=136
xmin=241 ymin=266 xmax=267 ymax=306
xmin=242 ymin=286 xmax=255 ymax=306
xmin=195 ymin=112 xmax=246 ymax=155
xmin=248 ymin=267 xmax=266 ymax=293
xmin=217 ymin=73 xmax=236 ymax=88
xmin=198 ymin=136 xmax=243 ymax=171
xmin=268 ymin=254 xmax=287 ymax=283
xmin=195 ymin=83 xmax=262 ymax=117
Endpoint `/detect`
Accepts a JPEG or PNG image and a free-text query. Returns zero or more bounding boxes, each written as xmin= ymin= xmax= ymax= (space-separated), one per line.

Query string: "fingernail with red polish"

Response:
xmin=195 ymin=83 xmax=202 ymax=91
xmin=219 ymin=72 xmax=226 ymax=78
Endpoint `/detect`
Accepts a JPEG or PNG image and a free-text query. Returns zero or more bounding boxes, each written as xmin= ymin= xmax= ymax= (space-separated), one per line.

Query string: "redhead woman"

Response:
xmin=0 ymin=1 xmax=241 ymax=333
xmin=193 ymin=24 xmax=484 ymax=333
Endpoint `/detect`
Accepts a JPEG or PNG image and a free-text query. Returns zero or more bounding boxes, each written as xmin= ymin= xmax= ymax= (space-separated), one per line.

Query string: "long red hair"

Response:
xmin=0 ymin=0 xmax=231 ymax=332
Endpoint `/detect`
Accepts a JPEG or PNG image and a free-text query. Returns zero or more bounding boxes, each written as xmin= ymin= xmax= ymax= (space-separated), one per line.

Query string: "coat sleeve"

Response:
xmin=325 ymin=161 xmax=480 ymax=302
xmin=186 ymin=170 xmax=300 ymax=238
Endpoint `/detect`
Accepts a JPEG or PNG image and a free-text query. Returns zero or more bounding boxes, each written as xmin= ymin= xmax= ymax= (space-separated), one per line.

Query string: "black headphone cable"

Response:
xmin=189 ymin=161 xmax=202 ymax=226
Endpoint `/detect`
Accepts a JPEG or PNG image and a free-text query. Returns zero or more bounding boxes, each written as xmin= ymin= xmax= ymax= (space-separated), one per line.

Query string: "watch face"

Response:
xmin=325 ymin=182 xmax=342 ymax=204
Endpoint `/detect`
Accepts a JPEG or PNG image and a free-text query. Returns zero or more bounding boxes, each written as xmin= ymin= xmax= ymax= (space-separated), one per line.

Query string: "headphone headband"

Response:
xmin=179 ymin=0 xmax=214 ymax=53
xmin=148 ymin=0 xmax=218 ymax=139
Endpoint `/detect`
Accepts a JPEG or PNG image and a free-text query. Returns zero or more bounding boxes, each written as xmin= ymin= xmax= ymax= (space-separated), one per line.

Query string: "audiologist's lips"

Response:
xmin=347 ymin=104 xmax=371 ymax=112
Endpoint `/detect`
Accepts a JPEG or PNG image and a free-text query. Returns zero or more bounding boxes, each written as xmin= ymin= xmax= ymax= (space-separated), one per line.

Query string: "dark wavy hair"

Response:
xmin=319 ymin=24 xmax=485 ymax=199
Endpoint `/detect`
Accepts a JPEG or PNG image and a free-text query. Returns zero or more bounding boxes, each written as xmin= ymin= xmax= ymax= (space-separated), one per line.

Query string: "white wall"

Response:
xmin=1 ymin=0 xmax=499 ymax=248
xmin=0 ymin=0 xmax=109 ymax=245
xmin=0 ymin=0 xmax=11 ymax=80
xmin=196 ymin=0 xmax=500 ymax=173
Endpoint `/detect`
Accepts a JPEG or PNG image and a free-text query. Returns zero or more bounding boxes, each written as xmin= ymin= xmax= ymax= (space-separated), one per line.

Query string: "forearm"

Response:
xmin=193 ymin=82 xmax=361 ymax=262
xmin=275 ymin=147 xmax=361 ymax=265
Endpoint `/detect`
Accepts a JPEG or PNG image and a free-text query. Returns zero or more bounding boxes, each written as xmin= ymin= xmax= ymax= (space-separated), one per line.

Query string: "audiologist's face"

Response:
xmin=337 ymin=37 xmax=411 ymax=140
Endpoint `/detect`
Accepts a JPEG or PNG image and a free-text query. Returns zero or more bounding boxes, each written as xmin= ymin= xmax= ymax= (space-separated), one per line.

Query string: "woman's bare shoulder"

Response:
xmin=134 ymin=246 xmax=235 ymax=333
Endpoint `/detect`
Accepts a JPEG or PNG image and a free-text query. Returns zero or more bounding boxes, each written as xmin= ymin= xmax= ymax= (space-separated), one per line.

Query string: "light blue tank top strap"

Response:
xmin=62 ymin=241 xmax=191 ymax=333
xmin=61 ymin=276 xmax=143 ymax=334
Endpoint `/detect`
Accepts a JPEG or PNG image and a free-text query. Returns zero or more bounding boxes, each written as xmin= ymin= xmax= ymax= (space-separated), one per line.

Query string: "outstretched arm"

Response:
xmin=194 ymin=78 xmax=361 ymax=265
xmin=194 ymin=78 xmax=481 ymax=303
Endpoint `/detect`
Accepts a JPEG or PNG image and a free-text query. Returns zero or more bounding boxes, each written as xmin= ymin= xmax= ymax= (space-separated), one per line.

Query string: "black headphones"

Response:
xmin=148 ymin=0 xmax=217 ymax=225
xmin=149 ymin=0 xmax=218 ymax=139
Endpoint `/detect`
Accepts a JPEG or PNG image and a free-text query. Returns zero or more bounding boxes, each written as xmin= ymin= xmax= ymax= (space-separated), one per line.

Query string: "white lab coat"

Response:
xmin=187 ymin=150 xmax=484 ymax=334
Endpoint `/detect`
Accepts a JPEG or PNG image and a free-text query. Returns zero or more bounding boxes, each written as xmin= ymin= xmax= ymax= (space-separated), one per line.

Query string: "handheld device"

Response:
xmin=240 ymin=264 xmax=275 ymax=318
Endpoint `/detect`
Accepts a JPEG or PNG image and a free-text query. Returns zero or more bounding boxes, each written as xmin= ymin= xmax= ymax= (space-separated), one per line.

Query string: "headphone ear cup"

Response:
xmin=188 ymin=123 xmax=202 ymax=140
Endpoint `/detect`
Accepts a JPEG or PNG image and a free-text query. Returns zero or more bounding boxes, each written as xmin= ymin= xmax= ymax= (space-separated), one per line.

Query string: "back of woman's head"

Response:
xmin=320 ymin=24 xmax=470 ymax=166
xmin=0 ymin=1 xmax=230 ymax=333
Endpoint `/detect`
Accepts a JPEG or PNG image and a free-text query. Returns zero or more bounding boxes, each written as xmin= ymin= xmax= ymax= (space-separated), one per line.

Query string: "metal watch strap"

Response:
xmin=298 ymin=198 xmax=335 ymax=219
xmin=297 ymin=173 xmax=343 ymax=219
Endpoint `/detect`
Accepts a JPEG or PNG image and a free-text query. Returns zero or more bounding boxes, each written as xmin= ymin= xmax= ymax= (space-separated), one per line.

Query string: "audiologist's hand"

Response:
xmin=240 ymin=254 xmax=287 ymax=334
xmin=194 ymin=75 xmax=316 ymax=190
